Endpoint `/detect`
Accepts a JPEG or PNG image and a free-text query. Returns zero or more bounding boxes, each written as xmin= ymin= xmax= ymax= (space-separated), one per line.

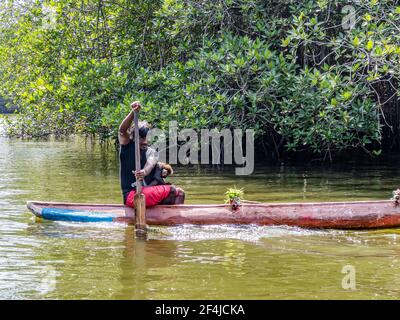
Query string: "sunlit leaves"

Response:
xmin=352 ymin=36 xmax=360 ymax=47
xmin=366 ymin=39 xmax=374 ymax=51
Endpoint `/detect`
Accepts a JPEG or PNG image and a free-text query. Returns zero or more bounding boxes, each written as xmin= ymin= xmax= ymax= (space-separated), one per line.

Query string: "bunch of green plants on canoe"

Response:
xmin=0 ymin=0 xmax=399 ymax=159
xmin=225 ymin=187 xmax=245 ymax=204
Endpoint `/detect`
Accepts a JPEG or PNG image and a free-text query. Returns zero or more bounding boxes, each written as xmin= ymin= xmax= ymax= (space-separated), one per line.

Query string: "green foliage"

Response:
xmin=105 ymin=34 xmax=289 ymax=137
xmin=0 ymin=0 xmax=399 ymax=158
xmin=224 ymin=187 xmax=244 ymax=204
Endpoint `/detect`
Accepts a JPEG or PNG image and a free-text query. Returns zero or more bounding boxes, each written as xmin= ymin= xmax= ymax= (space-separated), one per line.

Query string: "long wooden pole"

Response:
xmin=133 ymin=110 xmax=147 ymax=238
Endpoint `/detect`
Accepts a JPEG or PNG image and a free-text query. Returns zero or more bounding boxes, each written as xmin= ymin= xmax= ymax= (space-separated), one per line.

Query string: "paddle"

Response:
xmin=134 ymin=109 xmax=147 ymax=238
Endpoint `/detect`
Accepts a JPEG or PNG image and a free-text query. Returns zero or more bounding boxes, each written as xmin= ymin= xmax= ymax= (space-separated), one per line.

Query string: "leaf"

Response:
xmin=342 ymin=91 xmax=352 ymax=101
xmin=352 ymin=36 xmax=360 ymax=47
xmin=366 ymin=39 xmax=374 ymax=51
xmin=310 ymin=17 xmax=317 ymax=25
xmin=372 ymin=149 xmax=382 ymax=156
xmin=234 ymin=57 xmax=245 ymax=67
xmin=281 ymin=37 xmax=290 ymax=47
xmin=374 ymin=46 xmax=383 ymax=55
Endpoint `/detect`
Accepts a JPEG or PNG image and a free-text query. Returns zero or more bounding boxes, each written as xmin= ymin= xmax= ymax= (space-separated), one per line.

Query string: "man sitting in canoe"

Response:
xmin=119 ymin=101 xmax=185 ymax=208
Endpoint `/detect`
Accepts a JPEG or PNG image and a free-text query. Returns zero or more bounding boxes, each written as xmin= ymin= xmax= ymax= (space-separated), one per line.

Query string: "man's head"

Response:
xmin=129 ymin=121 xmax=150 ymax=151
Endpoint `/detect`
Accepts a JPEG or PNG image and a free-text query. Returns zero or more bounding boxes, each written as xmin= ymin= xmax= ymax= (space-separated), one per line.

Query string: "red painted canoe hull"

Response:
xmin=27 ymin=200 xmax=400 ymax=229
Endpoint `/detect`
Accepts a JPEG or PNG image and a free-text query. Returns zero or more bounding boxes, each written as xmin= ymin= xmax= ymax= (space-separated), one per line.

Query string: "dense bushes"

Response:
xmin=0 ymin=0 xmax=399 ymax=160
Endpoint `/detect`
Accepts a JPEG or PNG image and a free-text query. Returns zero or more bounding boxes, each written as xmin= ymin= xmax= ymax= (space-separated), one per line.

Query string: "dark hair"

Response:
xmin=138 ymin=126 xmax=150 ymax=138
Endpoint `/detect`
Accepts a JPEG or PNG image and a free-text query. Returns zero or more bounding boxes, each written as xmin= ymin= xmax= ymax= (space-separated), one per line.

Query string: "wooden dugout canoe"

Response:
xmin=26 ymin=199 xmax=400 ymax=229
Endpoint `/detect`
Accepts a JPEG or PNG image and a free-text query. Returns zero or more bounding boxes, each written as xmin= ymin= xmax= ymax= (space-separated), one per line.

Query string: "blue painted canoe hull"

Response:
xmin=40 ymin=208 xmax=117 ymax=222
xmin=28 ymin=201 xmax=133 ymax=223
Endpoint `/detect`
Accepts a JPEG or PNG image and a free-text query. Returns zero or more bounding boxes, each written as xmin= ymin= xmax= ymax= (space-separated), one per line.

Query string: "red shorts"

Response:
xmin=126 ymin=185 xmax=172 ymax=208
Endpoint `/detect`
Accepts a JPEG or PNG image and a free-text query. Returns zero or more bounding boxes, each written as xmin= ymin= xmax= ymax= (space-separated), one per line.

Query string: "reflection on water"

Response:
xmin=1 ymin=135 xmax=400 ymax=299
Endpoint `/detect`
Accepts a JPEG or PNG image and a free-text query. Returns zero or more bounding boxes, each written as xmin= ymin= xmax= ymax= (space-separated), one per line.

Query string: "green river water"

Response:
xmin=1 ymin=134 xmax=400 ymax=299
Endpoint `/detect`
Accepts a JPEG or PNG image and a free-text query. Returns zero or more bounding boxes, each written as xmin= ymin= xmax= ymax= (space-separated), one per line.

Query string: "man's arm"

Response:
xmin=118 ymin=101 xmax=141 ymax=145
xmin=143 ymin=148 xmax=158 ymax=176
xmin=134 ymin=148 xmax=158 ymax=181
